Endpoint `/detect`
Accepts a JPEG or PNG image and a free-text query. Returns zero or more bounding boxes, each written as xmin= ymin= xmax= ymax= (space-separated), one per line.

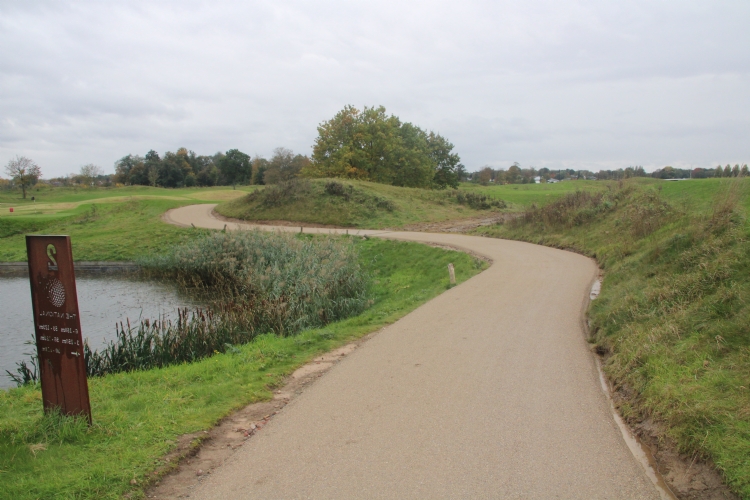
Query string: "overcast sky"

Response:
xmin=1 ymin=1 xmax=749 ymax=177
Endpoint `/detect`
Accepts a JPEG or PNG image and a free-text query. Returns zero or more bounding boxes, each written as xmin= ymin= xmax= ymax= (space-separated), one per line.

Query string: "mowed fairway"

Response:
xmin=165 ymin=205 xmax=661 ymax=499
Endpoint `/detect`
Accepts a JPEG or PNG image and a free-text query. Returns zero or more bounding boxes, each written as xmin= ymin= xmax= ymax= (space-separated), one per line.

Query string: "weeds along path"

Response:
xmin=163 ymin=204 xmax=660 ymax=499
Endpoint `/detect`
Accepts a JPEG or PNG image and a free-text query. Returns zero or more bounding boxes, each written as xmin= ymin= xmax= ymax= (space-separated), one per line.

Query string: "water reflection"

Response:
xmin=0 ymin=275 xmax=201 ymax=388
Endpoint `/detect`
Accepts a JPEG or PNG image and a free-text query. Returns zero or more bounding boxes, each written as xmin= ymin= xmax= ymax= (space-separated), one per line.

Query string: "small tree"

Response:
xmin=147 ymin=165 xmax=160 ymax=187
xmin=80 ymin=164 xmax=103 ymax=186
xmin=5 ymin=156 xmax=41 ymax=199
xmin=478 ymin=167 xmax=493 ymax=186
xmin=264 ymin=148 xmax=310 ymax=185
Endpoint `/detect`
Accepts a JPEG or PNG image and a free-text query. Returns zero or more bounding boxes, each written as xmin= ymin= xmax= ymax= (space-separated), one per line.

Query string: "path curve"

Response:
xmin=164 ymin=204 xmax=660 ymax=499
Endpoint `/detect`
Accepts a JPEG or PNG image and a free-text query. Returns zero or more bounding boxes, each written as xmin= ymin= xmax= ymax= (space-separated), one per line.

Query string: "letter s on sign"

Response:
xmin=47 ymin=244 xmax=58 ymax=271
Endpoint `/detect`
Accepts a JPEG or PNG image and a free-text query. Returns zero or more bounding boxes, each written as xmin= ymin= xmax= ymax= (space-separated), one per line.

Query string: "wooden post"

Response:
xmin=26 ymin=235 xmax=92 ymax=423
xmin=448 ymin=263 xmax=456 ymax=286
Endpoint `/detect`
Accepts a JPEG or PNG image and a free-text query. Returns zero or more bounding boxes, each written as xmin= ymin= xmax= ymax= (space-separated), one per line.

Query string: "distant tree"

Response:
xmin=506 ymin=164 xmax=522 ymax=184
xmin=196 ymin=166 xmax=219 ymax=186
xmin=724 ymin=165 xmax=732 ymax=177
xmin=427 ymin=132 xmax=461 ymax=189
xmin=114 ymin=154 xmax=145 ymax=184
xmin=732 ymin=164 xmax=740 ymax=177
xmin=142 ymin=150 xmax=162 ymax=186
xmin=456 ymin=163 xmax=468 ymax=182
xmin=478 ymin=167 xmax=493 ymax=186
xmin=391 ymin=122 xmax=433 ymax=188
xmin=80 ymin=164 xmax=103 ymax=186
xmin=715 ymin=166 xmax=723 ymax=178
xmin=306 ymin=105 xmax=461 ymax=189
xmin=252 ymin=156 xmax=270 ymax=185
xmin=263 ymin=148 xmax=310 ymax=184
xmin=159 ymin=149 xmax=192 ymax=187
xmin=147 ymin=166 xmax=159 ymax=187
xmin=5 ymin=156 xmax=41 ymax=199
xmin=742 ymin=165 xmax=749 ymax=177
xmin=219 ymin=149 xmax=252 ymax=189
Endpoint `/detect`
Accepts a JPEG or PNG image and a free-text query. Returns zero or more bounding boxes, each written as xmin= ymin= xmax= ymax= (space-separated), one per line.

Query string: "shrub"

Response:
xmin=245 ymin=179 xmax=312 ymax=207
xmin=513 ymin=186 xmax=634 ymax=229
xmin=323 ymin=180 xmax=396 ymax=212
xmin=324 ymin=180 xmax=348 ymax=197
xmin=452 ymin=191 xmax=506 ymax=210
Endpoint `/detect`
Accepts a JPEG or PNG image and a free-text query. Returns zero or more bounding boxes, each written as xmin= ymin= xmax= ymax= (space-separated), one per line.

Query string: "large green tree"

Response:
xmin=306 ymin=105 xmax=461 ymax=189
xmin=219 ymin=149 xmax=252 ymax=189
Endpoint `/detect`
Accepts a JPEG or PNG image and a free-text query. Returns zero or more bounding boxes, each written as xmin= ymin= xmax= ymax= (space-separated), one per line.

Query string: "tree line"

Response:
xmin=113 ymin=147 xmax=310 ymax=188
xmin=466 ymin=164 xmax=628 ymax=185
xmin=4 ymin=102 xmax=748 ymax=195
xmin=112 ymin=106 xmax=464 ymax=190
xmin=467 ymin=163 xmax=749 ymax=184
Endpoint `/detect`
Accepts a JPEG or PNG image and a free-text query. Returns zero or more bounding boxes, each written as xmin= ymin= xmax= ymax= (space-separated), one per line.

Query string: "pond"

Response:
xmin=0 ymin=275 xmax=201 ymax=389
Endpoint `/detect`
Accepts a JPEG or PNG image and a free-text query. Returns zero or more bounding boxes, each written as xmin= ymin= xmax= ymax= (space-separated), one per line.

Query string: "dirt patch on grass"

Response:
xmin=398 ymin=212 xmax=516 ymax=233
xmin=592 ymin=348 xmax=740 ymax=500
xmin=188 ymin=190 xmax=248 ymax=201
xmin=144 ymin=336 xmax=374 ymax=499
xmin=620 ymin=398 xmax=739 ymax=500
xmin=211 ymin=209 xmax=349 ymax=229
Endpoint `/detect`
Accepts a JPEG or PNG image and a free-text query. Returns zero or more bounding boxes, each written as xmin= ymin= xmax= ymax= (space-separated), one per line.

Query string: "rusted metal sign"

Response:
xmin=26 ymin=235 xmax=91 ymax=423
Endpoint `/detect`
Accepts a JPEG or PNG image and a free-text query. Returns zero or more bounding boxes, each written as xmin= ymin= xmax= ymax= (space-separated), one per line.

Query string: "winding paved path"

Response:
xmin=164 ymin=205 xmax=660 ymax=499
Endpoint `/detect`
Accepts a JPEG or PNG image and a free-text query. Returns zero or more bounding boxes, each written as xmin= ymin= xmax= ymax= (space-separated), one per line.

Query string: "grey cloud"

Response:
xmin=1 ymin=0 xmax=748 ymax=176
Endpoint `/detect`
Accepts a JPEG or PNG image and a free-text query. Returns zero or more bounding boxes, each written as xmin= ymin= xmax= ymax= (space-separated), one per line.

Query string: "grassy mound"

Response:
xmin=477 ymin=178 xmax=750 ymax=497
xmin=215 ymin=178 xmax=507 ymax=228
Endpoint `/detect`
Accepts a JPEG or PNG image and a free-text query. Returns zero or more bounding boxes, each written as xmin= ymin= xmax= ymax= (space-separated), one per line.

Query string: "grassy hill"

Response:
xmin=215 ymin=178 xmax=507 ymax=228
xmin=476 ymin=177 xmax=750 ymax=498
xmin=0 ymin=186 xmax=255 ymax=261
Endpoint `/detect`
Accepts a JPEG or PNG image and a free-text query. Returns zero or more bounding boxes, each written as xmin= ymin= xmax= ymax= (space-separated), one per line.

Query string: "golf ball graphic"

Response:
xmin=46 ymin=278 xmax=66 ymax=308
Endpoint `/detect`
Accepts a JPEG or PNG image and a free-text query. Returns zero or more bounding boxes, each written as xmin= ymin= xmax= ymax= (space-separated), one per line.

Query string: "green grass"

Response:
xmin=0 ymin=237 xmax=486 ymax=499
xmin=458 ymin=179 xmax=606 ymax=207
xmin=0 ymin=200 xmax=204 ymax=262
xmin=475 ymin=178 xmax=750 ymax=498
xmin=0 ymin=185 xmax=262 ymax=262
xmin=216 ymin=178 xmax=505 ymax=228
xmin=0 ymin=184 xmax=255 ymax=207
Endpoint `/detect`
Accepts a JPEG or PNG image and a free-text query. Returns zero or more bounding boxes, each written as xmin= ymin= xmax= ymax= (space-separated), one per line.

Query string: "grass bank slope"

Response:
xmin=0 ymin=237 xmax=486 ymax=499
xmin=459 ymin=179 xmax=606 ymax=207
xmin=0 ymin=199 xmax=203 ymax=261
xmin=0 ymin=186 xmax=259 ymax=262
xmin=216 ymin=178 xmax=507 ymax=228
xmin=476 ymin=178 xmax=750 ymax=497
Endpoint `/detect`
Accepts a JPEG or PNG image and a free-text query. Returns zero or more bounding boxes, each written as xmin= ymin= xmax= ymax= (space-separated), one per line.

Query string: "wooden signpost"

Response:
xmin=26 ymin=235 xmax=92 ymax=423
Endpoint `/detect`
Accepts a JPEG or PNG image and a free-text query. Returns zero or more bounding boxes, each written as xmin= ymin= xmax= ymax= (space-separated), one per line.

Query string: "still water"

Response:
xmin=0 ymin=275 xmax=200 ymax=388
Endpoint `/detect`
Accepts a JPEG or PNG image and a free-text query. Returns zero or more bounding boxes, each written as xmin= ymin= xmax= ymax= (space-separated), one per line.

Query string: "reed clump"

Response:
xmin=143 ymin=230 xmax=370 ymax=334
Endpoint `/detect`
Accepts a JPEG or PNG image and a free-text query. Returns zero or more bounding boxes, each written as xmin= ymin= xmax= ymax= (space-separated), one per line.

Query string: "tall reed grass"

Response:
xmin=9 ymin=230 xmax=370 ymax=382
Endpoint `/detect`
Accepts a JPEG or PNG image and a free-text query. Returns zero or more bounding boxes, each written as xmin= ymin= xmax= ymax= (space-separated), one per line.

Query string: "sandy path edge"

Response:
xmin=153 ymin=204 xmax=668 ymax=499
